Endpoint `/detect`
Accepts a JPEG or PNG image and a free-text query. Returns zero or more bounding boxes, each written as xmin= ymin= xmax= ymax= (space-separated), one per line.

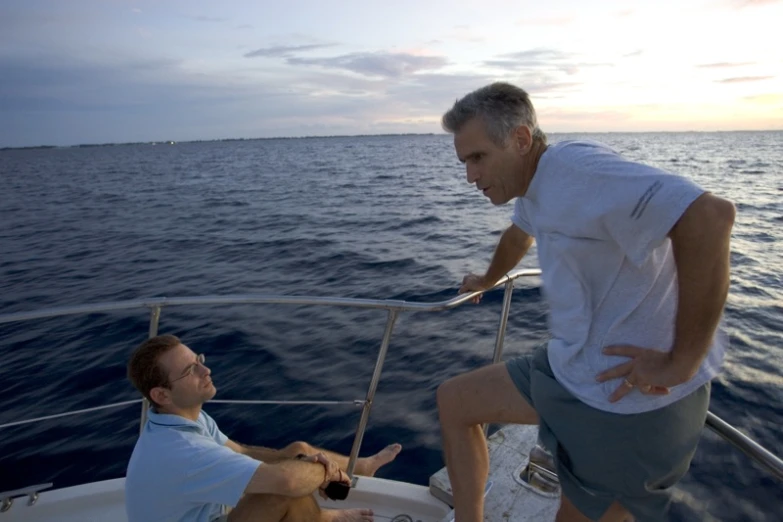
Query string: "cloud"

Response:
xmin=717 ymin=76 xmax=775 ymax=83
xmin=132 ymin=8 xmax=142 ymax=14
xmin=515 ymin=15 xmax=574 ymax=26
xmin=244 ymin=43 xmax=335 ymax=58
xmin=0 ymin=8 xmax=66 ymax=33
xmin=187 ymin=15 xmax=226 ymax=23
xmin=0 ymin=53 xmax=278 ymax=143
xmin=236 ymin=24 xmax=253 ymax=30
xmin=484 ymin=48 xmax=569 ymax=66
xmin=729 ymin=0 xmax=781 ymax=6
xmin=698 ymin=62 xmax=755 ymax=68
xmin=743 ymin=93 xmax=783 ymax=103
xmin=0 ymin=37 xmax=627 ymax=147
xmin=541 ymin=107 xmax=633 ymax=123
xmin=484 ymin=48 xmax=611 ymax=75
xmin=623 ymin=50 xmax=644 ymax=58
xmin=447 ymin=25 xmax=486 ymax=42
xmin=0 ymin=50 xmax=471 ymax=147
xmin=288 ymin=52 xmax=449 ymax=78
xmin=245 ymin=42 xmax=449 ymax=78
xmin=0 ymin=55 xmax=193 ymax=111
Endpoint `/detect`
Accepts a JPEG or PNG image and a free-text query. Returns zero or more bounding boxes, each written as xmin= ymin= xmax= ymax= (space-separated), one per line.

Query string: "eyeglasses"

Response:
xmin=170 ymin=353 xmax=206 ymax=384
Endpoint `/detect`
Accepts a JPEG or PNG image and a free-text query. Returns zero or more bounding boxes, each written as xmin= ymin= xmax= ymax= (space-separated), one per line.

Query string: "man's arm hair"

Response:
xmin=225 ymin=440 xmax=288 ymax=463
xmin=483 ymin=224 xmax=534 ymax=286
xmin=243 ymin=459 xmax=327 ymax=497
xmin=226 ymin=439 xmax=331 ymax=496
xmin=668 ymin=192 xmax=735 ymax=380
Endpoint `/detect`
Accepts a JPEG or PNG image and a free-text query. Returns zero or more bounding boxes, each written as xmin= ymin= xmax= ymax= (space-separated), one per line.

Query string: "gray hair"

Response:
xmin=441 ymin=82 xmax=547 ymax=146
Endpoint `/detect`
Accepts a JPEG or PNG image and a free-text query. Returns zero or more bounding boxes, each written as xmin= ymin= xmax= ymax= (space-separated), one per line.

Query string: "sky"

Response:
xmin=1 ymin=0 xmax=781 ymax=147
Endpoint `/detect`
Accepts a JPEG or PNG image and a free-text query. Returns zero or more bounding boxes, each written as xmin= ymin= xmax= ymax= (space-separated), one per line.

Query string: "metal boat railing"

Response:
xmin=1 ymin=267 xmax=781 ymax=487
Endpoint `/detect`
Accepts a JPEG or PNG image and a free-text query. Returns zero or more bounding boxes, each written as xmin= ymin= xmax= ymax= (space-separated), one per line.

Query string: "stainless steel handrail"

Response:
xmin=0 ymin=483 xmax=53 ymax=512
xmin=0 ymin=268 xmax=542 ymax=327
xmin=0 ymin=399 xmax=366 ymax=430
xmin=346 ymin=310 xmax=398 ymax=479
xmin=706 ymin=411 xmax=783 ymax=480
xmin=0 ymin=400 xmax=143 ymax=429
xmin=1 ymin=266 xmax=781 ymax=482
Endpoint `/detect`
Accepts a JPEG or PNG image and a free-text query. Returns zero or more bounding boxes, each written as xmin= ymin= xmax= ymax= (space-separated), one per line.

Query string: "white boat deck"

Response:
xmin=431 ymin=424 xmax=560 ymax=522
xmin=1 ymin=476 xmax=452 ymax=522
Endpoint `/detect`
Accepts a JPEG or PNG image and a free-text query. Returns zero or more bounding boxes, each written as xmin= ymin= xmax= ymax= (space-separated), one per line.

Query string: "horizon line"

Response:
xmin=2 ymin=128 xmax=782 ymax=151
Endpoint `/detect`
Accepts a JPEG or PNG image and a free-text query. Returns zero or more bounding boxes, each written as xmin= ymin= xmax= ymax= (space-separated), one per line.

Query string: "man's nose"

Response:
xmin=466 ymin=165 xmax=480 ymax=184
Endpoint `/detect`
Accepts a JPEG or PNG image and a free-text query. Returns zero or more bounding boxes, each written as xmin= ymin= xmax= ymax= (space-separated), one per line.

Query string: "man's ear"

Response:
xmin=513 ymin=125 xmax=533 ymax=155
xmin=150 ymin=386 xmax=170 ymax=406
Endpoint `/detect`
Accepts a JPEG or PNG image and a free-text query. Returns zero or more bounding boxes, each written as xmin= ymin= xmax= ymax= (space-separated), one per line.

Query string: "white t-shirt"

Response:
xmin=512 ymin=140 xmax=727 ymax=414
xmin=125 ymin=409 xmax=260 ymax=522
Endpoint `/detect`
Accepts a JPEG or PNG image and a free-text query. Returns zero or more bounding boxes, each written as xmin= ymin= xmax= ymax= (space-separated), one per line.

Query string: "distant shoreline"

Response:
xmin=2 ymin=129 xmax=781 ymax=151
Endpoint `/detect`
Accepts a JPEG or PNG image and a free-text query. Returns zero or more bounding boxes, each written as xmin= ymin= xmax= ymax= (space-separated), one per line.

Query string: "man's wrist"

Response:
xmin=295 ymin=454 xmax=330 ymax=487
xmin=480 ymin=273 xmax=497 ymax=289
xmin=668 ymin=347 xmax=703 ymax=384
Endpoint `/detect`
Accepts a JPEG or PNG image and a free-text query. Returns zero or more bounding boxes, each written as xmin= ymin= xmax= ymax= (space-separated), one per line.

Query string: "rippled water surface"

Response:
xmin=1 ymin=132 xmax=781 ymax=521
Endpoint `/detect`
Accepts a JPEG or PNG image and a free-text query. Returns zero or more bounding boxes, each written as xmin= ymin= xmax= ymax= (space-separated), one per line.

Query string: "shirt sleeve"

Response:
xmin=511 ymin=198 xmax=534 ymax=235
xmin=588 ymin=155 xmax=705 ymax=266
xmin=200 ymin=410 xmax=229 ymax=445
xmin=180 ymin=439 xmax=261 ymax=508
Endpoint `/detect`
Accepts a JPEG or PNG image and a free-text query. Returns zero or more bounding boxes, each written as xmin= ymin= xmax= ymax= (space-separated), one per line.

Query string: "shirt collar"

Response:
xmin=145 ymin=408 xmax=204 ymax=433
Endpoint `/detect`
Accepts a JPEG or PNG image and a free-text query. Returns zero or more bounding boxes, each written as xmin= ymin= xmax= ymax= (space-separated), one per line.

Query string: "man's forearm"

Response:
xmin=276 ymin=460 xmax=328 ymax=497
xmin=669 ymin=194 xmax=735 ymax=380
xmin=245 ymin=459 xmax=326 ymax=497
xmin=484 ymin=225 xmax=533 ymax=285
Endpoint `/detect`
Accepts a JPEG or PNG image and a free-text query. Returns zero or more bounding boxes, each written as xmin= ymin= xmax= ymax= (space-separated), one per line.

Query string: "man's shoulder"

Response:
xmin=541 ymin=140 xmax=690 ymax=189
xmin=544 ymin=140 xmax=624 ymax=169
xmin=126 ymin=422 xmax=227 ymax=491
xmin=547 ymin=139 xmax=616 ymax=155
xmin=530 ymin=140 xmax=623 ymax=202
xmin=130 ymin=421 xmax=216 ymax=466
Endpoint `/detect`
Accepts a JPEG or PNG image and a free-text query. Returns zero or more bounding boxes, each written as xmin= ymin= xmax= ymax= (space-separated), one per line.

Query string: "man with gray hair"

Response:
xmin=436 ymin=82 xmax=735 ymax=521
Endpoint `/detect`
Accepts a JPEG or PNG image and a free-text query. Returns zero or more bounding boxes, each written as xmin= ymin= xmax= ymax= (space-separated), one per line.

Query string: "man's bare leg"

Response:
xmin=555 ymin=494 xmax=634 ymax=522
xmin=228 ymin=492 xmax=374 ymax=522
xmin=320 ymin=507 xmax=375 ymax=522
xmin=437 ymin=363 xmax=539 ymax=522
xmin=276 ymin=441 xmax=402 ymax=477
xmin=227 ymin=493 xmax=310 ymax=522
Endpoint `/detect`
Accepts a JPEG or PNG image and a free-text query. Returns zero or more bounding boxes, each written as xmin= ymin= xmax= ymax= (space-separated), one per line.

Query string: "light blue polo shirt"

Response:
xmin=125 ymin=408 xmax=261 ymax=522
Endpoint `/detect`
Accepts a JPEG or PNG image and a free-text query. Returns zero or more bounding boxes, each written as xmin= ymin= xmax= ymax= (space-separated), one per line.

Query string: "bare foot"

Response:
xmin=320 ymin=508 xmax=374 ymax=522
xmin=359 ymin=443 xmax=402 ymax=477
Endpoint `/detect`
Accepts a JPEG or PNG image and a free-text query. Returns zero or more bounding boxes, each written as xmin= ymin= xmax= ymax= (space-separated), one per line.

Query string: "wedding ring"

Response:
xmin=623 ymin=378 xmax=634 ymax=388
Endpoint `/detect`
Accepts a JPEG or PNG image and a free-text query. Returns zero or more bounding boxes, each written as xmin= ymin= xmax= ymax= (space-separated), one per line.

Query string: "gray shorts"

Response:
xmin=505 ymin=344 xmax=710 ymax=522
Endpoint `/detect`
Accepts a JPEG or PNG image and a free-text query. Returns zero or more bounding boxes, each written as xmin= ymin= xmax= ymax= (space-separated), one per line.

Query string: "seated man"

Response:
xmin=125 ymin=334 xmax=401 ymax=522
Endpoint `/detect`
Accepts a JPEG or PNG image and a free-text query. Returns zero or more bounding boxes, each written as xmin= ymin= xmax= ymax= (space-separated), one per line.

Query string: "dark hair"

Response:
xmin=127 ymin=334 xmax=181 ymax=407
xmin=442 ymin=82 xmax=547 ymax=146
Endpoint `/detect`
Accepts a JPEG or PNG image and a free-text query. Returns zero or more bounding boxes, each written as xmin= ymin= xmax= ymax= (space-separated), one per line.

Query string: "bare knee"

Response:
xmin=436 ymin=378 xmax=463 ymax=425
xmin=555 ymin=495 xmax=592 ymax=522
xmin=228 ymin=493 xmax=291 ymax=522
xmin=284 ymin=441 xmax=312 ymax=457
xmin=556 ymin=496 xmax=634 ymax=522
xmin=599 ymin=502 xmax=634 ymax=522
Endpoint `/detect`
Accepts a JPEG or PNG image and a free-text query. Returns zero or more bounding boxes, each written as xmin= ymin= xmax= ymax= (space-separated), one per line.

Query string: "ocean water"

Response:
xmin=0 ymin=132 xmax=781 ymax=521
